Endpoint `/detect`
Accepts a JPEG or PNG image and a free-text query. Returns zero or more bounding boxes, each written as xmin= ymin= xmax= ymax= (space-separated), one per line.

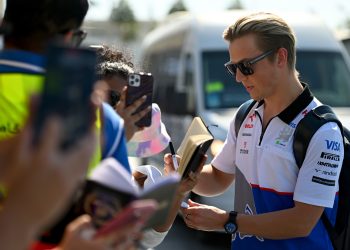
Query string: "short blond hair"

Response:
xmin=223 ymin=12 xmax=297 ymax=69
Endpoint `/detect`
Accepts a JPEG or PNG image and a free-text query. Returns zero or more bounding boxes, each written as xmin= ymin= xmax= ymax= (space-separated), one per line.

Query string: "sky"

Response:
xmin=86 ymin=0 xmax=350 ymax=30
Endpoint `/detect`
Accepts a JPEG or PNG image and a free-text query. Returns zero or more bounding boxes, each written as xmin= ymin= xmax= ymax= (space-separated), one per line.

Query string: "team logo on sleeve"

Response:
xmin=320 ymin=152 xmax=340 ymax=161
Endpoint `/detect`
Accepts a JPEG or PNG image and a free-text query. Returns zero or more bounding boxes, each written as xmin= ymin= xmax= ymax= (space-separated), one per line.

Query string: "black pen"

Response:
xmin=169 ymin=141 xmax=179 ymax=170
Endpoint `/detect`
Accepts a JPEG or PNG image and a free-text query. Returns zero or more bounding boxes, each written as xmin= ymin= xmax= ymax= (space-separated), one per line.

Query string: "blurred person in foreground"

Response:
xmin=0 ymin=0 xmax=130 ymax=173
xmin=165 ymin=12 xmax=344 ymax=250
xmin=0 ymin=108 xmax=96 ymax=249
xmin=0 ymin=116 xmax=149 ymax=250
xmin=0 ymin=0 xmax=146 ymax=249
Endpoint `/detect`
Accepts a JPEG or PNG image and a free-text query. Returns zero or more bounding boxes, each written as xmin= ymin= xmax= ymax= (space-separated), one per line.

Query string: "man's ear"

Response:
xmin=276 ymin=47 xmax=288 ymax=68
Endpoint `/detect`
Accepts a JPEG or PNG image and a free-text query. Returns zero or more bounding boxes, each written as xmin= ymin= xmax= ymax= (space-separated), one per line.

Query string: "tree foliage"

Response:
xmin=110 ymin=0 xmax=136 ymax=23
xmin=227 ymin=0 xmax=244 ymax=10
xmin=109 ymin=0 xmax=138 ymax=41
xmin=168 ymin=0 xmax=187 ymax=15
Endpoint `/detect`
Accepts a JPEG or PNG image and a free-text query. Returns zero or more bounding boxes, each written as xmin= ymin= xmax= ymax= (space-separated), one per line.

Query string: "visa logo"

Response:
xmin=325 ymin=140 xmax=341 ymax=151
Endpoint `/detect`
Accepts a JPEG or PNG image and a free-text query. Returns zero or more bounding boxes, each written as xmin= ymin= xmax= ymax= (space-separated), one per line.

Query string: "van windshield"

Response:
xmin=202 ymin=51 xmax=350 ymax=109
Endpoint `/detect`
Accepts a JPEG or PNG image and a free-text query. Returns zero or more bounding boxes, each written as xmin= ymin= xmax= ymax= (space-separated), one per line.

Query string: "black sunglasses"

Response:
xmin=224 ymin=49 xmax=275 ymax=77
xmin=71 ymin=29 xmax=87 ymax=47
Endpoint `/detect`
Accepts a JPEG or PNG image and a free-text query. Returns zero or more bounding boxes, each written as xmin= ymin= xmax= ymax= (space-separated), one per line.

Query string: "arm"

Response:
xmin=192 ymin=164 xmax=234 ymax=196
xmin=236 ymin=201 xmax=324 ymax=238
xmin=182 ymin=200 xmax=323 ymax=238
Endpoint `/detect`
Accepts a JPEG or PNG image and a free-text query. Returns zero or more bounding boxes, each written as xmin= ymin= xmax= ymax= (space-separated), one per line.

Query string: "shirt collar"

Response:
xmin=255 ymin=83 xmax=314 ymax=124
xmin=278 ymin=83 xmax=314 ymax=124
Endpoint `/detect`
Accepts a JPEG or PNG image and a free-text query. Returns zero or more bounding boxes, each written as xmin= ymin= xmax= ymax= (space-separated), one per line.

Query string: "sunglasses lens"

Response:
xmin=238 ymin=63 xmax=253 ymax=76
xmin=226 ymin=63 xmax=237 ymax=76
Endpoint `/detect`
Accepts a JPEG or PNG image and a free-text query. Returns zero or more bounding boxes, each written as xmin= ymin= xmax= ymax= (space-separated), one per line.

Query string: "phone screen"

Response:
xmin=126 ymin=72 xmax=153 ymax=127
xmin=33 ymin=44 xmax=97 ymax=150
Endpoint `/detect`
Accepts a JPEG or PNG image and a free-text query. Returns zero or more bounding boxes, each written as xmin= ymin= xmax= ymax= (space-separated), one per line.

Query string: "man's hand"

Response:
xmin=180 ymin=199 xmax=228 ymax=231
xmin=163 ymin=153 xmax=207 ymax=196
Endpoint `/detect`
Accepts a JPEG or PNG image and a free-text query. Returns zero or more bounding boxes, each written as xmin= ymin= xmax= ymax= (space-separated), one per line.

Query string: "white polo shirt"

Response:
xmin=212 ymin=86 xmax=344 ymax=250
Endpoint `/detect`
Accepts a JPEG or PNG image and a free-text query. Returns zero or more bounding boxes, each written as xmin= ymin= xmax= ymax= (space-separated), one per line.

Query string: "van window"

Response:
xmin=202 ymin=50 xmax=350 ymax=109
xmin=145 ymin=49 xmax=181 ymax=113
xmin=202 ymin=51 xmax=250 ymax=109
xmin=296 ymin=51 xmax=350 ymax=106
xmin=184 ymin=54 xmax=195 ymax=113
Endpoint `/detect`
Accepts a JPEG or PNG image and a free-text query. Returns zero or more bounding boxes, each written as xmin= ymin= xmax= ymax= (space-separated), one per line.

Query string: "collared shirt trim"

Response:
xmin=278 ymin=83 xmax=314 ymax=124
xmin=0 ymin=59 xmax=44 ymax=73
xmin=0 ymin=49 xmax=45 ymax=74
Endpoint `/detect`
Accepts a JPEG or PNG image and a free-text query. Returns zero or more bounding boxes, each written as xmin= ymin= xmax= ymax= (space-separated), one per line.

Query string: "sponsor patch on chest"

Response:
xmin=274 ymin=126 xmax=294 ymax=147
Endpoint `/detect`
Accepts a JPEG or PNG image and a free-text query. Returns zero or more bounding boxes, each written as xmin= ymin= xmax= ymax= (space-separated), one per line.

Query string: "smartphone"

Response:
xmin=126 ymin=72 xmax=154 ymax=127
xmin=33 ymin=44 xmax=97 ymax=150
xmin=94 ymin=199 xmax=158 ymax=239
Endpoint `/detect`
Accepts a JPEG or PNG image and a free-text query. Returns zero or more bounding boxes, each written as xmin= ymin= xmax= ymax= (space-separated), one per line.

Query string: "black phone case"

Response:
xmin=126 ymin=73 xmax=154 ymax=127
xmin=33 ymin=44 xmax=97 ymax=150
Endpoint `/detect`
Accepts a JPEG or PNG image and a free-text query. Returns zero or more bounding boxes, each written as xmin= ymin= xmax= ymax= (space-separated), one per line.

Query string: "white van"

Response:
xmin=141 ymin=10 xmax=350 ymax=212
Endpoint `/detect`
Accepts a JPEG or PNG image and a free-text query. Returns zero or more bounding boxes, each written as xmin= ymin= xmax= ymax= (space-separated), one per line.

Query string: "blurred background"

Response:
xmin=1 ymin=0 xmax=349 ymax=57
xmin=82 ymin=0 xmax=350 ymax=59
xmin=76 ymin=0 xmax=350 ymax=59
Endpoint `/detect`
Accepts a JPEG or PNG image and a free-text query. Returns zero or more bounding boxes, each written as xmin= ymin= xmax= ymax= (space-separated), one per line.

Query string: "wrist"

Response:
xmin=224 ymin=211 xmax=238 ymax=234
xmin=221 ymin=211 xmax=230 ymax=228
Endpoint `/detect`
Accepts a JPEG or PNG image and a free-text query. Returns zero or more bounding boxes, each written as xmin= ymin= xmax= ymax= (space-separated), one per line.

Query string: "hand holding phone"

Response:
xmin=126 ymin=72 xmax=153 ymax=127
xmin=94 ymin=199 xmax=158 ymax=239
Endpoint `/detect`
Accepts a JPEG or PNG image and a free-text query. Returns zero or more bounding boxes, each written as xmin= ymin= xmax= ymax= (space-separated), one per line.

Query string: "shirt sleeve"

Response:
xmin=211 ymin=115 xmax=237 ymax=174
xmin=101 ymin=103 xmax=131 ymax=173
xmin=294 ymin=122 xmax=344 ymax=208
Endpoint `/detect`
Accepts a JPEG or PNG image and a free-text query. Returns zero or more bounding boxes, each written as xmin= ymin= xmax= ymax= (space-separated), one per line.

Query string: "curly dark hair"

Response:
xmin=92 ymin=45 xmax=136 ymax=108
xmin=94 ymin=45 xmax=134 ymax=68
xmin=93 ymin=45 xmax=135 ymax=80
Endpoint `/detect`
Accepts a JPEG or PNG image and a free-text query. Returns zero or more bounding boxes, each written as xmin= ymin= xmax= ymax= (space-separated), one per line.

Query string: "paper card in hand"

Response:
xmin=176 ymin=117 xmax=214 ymax=179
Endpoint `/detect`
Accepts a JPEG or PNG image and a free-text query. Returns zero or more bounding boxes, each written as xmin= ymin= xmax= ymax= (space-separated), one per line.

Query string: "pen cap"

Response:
xmin=127 ymin=103 xmax=170 ymax=157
